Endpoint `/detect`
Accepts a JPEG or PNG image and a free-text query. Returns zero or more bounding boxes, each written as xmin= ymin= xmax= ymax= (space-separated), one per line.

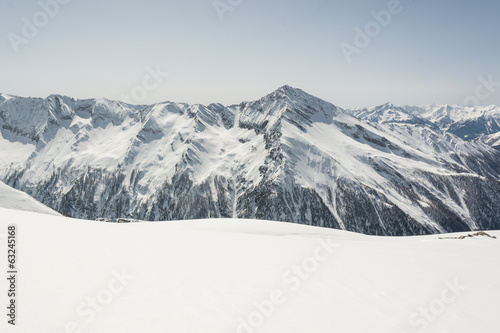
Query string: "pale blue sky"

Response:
xmin=1 ymin=0 xmax=499 ymax=108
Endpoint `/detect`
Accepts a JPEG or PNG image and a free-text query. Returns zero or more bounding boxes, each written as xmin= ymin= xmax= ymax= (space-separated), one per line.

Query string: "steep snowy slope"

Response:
xmin=0 ymin=181 xmax=60 ymax=215
xmin=1 ymin=87 xmax=500 ymax=235
xmin=0 ymin=208 xmax=499 ymax=333
xmin=477 ymin=131 xmax=500 ymax=150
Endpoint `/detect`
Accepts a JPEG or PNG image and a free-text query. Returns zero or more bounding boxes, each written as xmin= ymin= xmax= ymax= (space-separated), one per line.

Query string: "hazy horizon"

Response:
xmin=1 ymin=0 xmax=499 ymax=108
xmin=2 ymin=84 xmax=500 ymax=110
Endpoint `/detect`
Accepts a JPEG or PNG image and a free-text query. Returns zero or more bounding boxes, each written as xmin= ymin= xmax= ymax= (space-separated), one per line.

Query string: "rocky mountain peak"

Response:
xmin=1 ymin=89 xmax=500 ymax=236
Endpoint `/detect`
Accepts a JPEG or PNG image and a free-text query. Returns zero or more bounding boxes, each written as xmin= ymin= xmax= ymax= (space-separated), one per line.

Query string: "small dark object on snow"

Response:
xmin=438 ymin=231 xmax=497 ymax=240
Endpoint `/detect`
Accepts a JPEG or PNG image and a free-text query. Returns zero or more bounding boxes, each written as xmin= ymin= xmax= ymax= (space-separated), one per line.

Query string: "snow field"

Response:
xmin=0 ymin=207 xmax=498 ymax=333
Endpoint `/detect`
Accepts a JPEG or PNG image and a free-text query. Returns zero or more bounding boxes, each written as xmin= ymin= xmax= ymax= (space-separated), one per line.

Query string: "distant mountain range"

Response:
xmin=347 ymin=103 xmax=500 ymax=149
xmin=1 ymin=87 xmax=499 ymax=235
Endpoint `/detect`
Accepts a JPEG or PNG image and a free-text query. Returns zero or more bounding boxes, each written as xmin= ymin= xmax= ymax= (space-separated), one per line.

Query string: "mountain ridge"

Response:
xmin=348 ymin=103 xmax=500 ymax=141
xmin=1 ymin=87 xmax=500 ymax=235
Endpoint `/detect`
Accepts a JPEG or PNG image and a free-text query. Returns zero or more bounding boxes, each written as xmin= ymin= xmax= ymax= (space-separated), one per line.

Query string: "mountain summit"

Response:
xmin=1 ymin=88 xmax=500 ymax=235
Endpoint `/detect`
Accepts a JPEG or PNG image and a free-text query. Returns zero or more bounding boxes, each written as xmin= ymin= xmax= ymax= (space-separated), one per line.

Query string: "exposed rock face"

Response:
xmin=1 ymin=88 xmax=500 ymax=235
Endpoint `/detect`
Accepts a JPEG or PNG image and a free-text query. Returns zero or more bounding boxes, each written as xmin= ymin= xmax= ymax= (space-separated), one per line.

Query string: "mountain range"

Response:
xmin=1 ymin=86 xmax=499 ymax=235
xmin=348 ymin=103 xmax=500 ymax=147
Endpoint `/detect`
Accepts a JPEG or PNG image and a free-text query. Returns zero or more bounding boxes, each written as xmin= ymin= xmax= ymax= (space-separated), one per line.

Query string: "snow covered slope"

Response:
xmin=0 ymin=181 xmax=60 ymax=216
xmin=0 ymin=208 xmax=498 ymax=333
xmin=477 ymin=131 xmax=500 ymax=150
xmin=1 ymin=87 xmax=500 ymax=235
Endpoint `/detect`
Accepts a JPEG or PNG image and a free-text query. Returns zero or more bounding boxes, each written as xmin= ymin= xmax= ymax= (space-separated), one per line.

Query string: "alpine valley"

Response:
xmin=1 ymin=86 xmax=499 ymax=236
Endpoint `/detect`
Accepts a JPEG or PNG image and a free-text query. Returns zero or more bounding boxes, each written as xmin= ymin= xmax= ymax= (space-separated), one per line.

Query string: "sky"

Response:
xmin=0 ymin=0 xmax=499 ymax=108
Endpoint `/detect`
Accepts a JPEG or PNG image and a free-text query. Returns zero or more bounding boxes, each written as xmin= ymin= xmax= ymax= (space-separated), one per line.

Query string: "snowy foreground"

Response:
xmin=0 ymin=207 xmax=499 ymax=333
xmin=0 ymin=182 xmax=60 ymax=216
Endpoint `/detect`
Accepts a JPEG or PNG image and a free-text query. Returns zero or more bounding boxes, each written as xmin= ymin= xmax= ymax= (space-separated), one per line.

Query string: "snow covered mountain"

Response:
xmin=349 ymin=103 xmax=500 ymax=141
xmin=477 ymin=131 xmax=500 ymax=150
xmin=0 ymin=181 xmax=60 ymax=215
xmin=1 ymin=87 xmax=500 ymax=235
